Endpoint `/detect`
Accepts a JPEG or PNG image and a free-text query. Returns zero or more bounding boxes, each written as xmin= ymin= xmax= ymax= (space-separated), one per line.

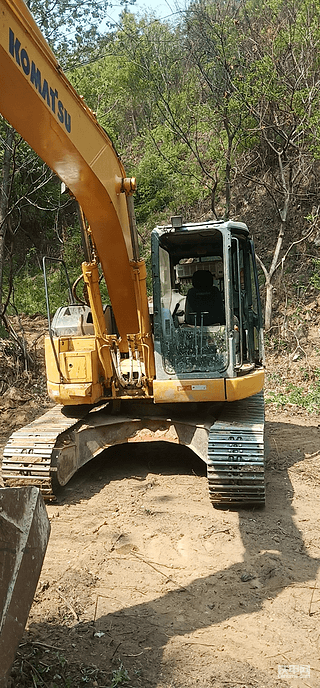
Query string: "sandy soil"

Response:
xmin=1 ymin=402 xmax=319 ymax=688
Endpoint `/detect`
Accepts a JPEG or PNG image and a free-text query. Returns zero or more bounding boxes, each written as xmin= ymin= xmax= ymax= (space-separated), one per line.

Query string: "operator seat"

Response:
xmin=185 ymin=269 xmax=225 ymax=326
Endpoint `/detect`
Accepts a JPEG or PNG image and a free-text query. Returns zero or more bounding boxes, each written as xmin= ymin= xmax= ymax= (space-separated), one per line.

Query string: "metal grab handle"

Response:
xmin=42 ymin=256 xmax=74 ymax=383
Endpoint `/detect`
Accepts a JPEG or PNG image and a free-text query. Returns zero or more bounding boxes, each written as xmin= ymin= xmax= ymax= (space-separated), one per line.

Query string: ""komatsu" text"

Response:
xmin=9 ymin=28 xmax=71 ymax=134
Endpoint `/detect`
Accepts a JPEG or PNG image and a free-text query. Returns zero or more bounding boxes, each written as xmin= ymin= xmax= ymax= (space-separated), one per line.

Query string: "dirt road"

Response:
xmin=4 ymin=405 xmax=320 ymax=688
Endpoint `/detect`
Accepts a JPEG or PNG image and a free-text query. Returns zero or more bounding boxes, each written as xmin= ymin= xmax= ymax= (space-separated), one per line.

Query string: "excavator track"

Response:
xmin=207 ymin=392 xmax=265 ymax=505
xmin=2 ymin=402 xmax=213 ymax=501
xmin=2 ymin=396 xmax=265 ymax=505
xmin=2 ymin=406 xmax=88 ymax=499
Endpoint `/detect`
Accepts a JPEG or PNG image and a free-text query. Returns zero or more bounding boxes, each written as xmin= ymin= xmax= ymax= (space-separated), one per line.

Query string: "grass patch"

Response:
xmin=265 ymin=380 xmax=320 ymax=413
xmin=9 ymin=644 xmax=131 ymax=688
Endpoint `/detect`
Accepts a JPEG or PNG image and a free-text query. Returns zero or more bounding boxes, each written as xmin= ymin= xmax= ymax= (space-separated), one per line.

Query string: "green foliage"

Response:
xmin=109 ymin=663 xmax=130 ymax=687
xmin=8 ymin=218 xmax=112 ymax=316
xmin=310 ymin=259 xmax=320 ymax=290
xmin=266 ymin=376 xmax=320 ymax=413
xmin=133 ymin=127 xmax=205 ymax=223
xmin=27 ymin=0 xmax=126 ymax=68
xmin=11 ymin=644 xmax=107 ymax=687
xmin=0 ymin=321 xmax=9 ymax=338
xmin=11 ymin=263 xmax=68 ymax=316
xmin=8 ymin=223 xmax=85 ymax=316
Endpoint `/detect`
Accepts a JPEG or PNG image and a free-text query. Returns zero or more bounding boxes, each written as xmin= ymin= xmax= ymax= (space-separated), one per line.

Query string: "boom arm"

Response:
xmin=0 ymin=0 xmax=151 ymax=342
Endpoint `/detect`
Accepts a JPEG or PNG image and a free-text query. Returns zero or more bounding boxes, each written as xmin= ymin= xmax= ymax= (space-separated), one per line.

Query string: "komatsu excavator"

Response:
xmin=0 ymin=0 xmax=265 ymax=507
xmin=0 ymin=1 xmax=265 ymax=678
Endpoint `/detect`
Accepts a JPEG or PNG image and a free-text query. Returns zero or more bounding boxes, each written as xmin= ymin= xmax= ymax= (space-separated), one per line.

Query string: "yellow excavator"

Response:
xmin=0 ymin=1 xmax=265 ymax=680
xmin=0 ymin=0 xmax=265 ymax=507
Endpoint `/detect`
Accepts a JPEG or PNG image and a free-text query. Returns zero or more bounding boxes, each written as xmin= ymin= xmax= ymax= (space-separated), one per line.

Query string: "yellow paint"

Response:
xmin=47 ymin=380 xmax=103 ymax=404
xmin=45 ymin=336 xmax=102 ymax=403
xmin=60 ymin=353 xmax=89 ymax=383
xmin=59 ymin=337 xmax=99 ymax=352
xmin=153 ymin=378 xmax=226 ymax=403
xmin=129 ymin=259 xmax=155 ymax=380
xmin=225 ymin=369 xmax=264 ymax=401
xmin=45 ymin=337 xmax=61 ymax=385
xmin=153 ymin=370 xmax=264 ymax=404
xmin=82 ymin=261 xmax=108 ymax=339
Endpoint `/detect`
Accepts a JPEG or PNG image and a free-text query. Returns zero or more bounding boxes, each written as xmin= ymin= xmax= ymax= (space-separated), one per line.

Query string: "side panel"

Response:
xmin=225 ymin=369 xmax=264 ymax=401
xmin=45 ymin=336 xmax=104 ymax=404
xmin=153 ymin=370 xmax=264 ymax=403
xmin=153 ymin=378 xmax=226 ymax=403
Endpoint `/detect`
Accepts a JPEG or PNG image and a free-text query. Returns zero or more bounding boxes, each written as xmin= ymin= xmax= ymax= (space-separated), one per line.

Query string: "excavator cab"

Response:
xmin=151 ymin=218 xmax=264 ymax=383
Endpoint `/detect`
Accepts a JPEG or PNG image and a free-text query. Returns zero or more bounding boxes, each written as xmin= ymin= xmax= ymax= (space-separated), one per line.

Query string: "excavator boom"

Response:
xmin=0 ymin=0 xmax=148 ymax=340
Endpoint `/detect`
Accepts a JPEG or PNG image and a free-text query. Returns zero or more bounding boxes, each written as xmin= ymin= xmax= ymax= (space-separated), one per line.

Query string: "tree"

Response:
xmin=122 ymin=12 xmax=225 ymax=216
xmin=69 ymin=12 xmax=209 ymax=227
xmin=0 ymin=123 xmax=14 ymax=314
xmin=232 ymin=0 xmax=320 ymax=328
xmin=0 ymin=119 xmax=76 ymax=319
xmin=90 ymin=5 xmax=248 ymax=219
xmin=27 ymin=0 xmax=136 ymax=69
xmin=184 ymin=0 xmax=249 ymax=217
